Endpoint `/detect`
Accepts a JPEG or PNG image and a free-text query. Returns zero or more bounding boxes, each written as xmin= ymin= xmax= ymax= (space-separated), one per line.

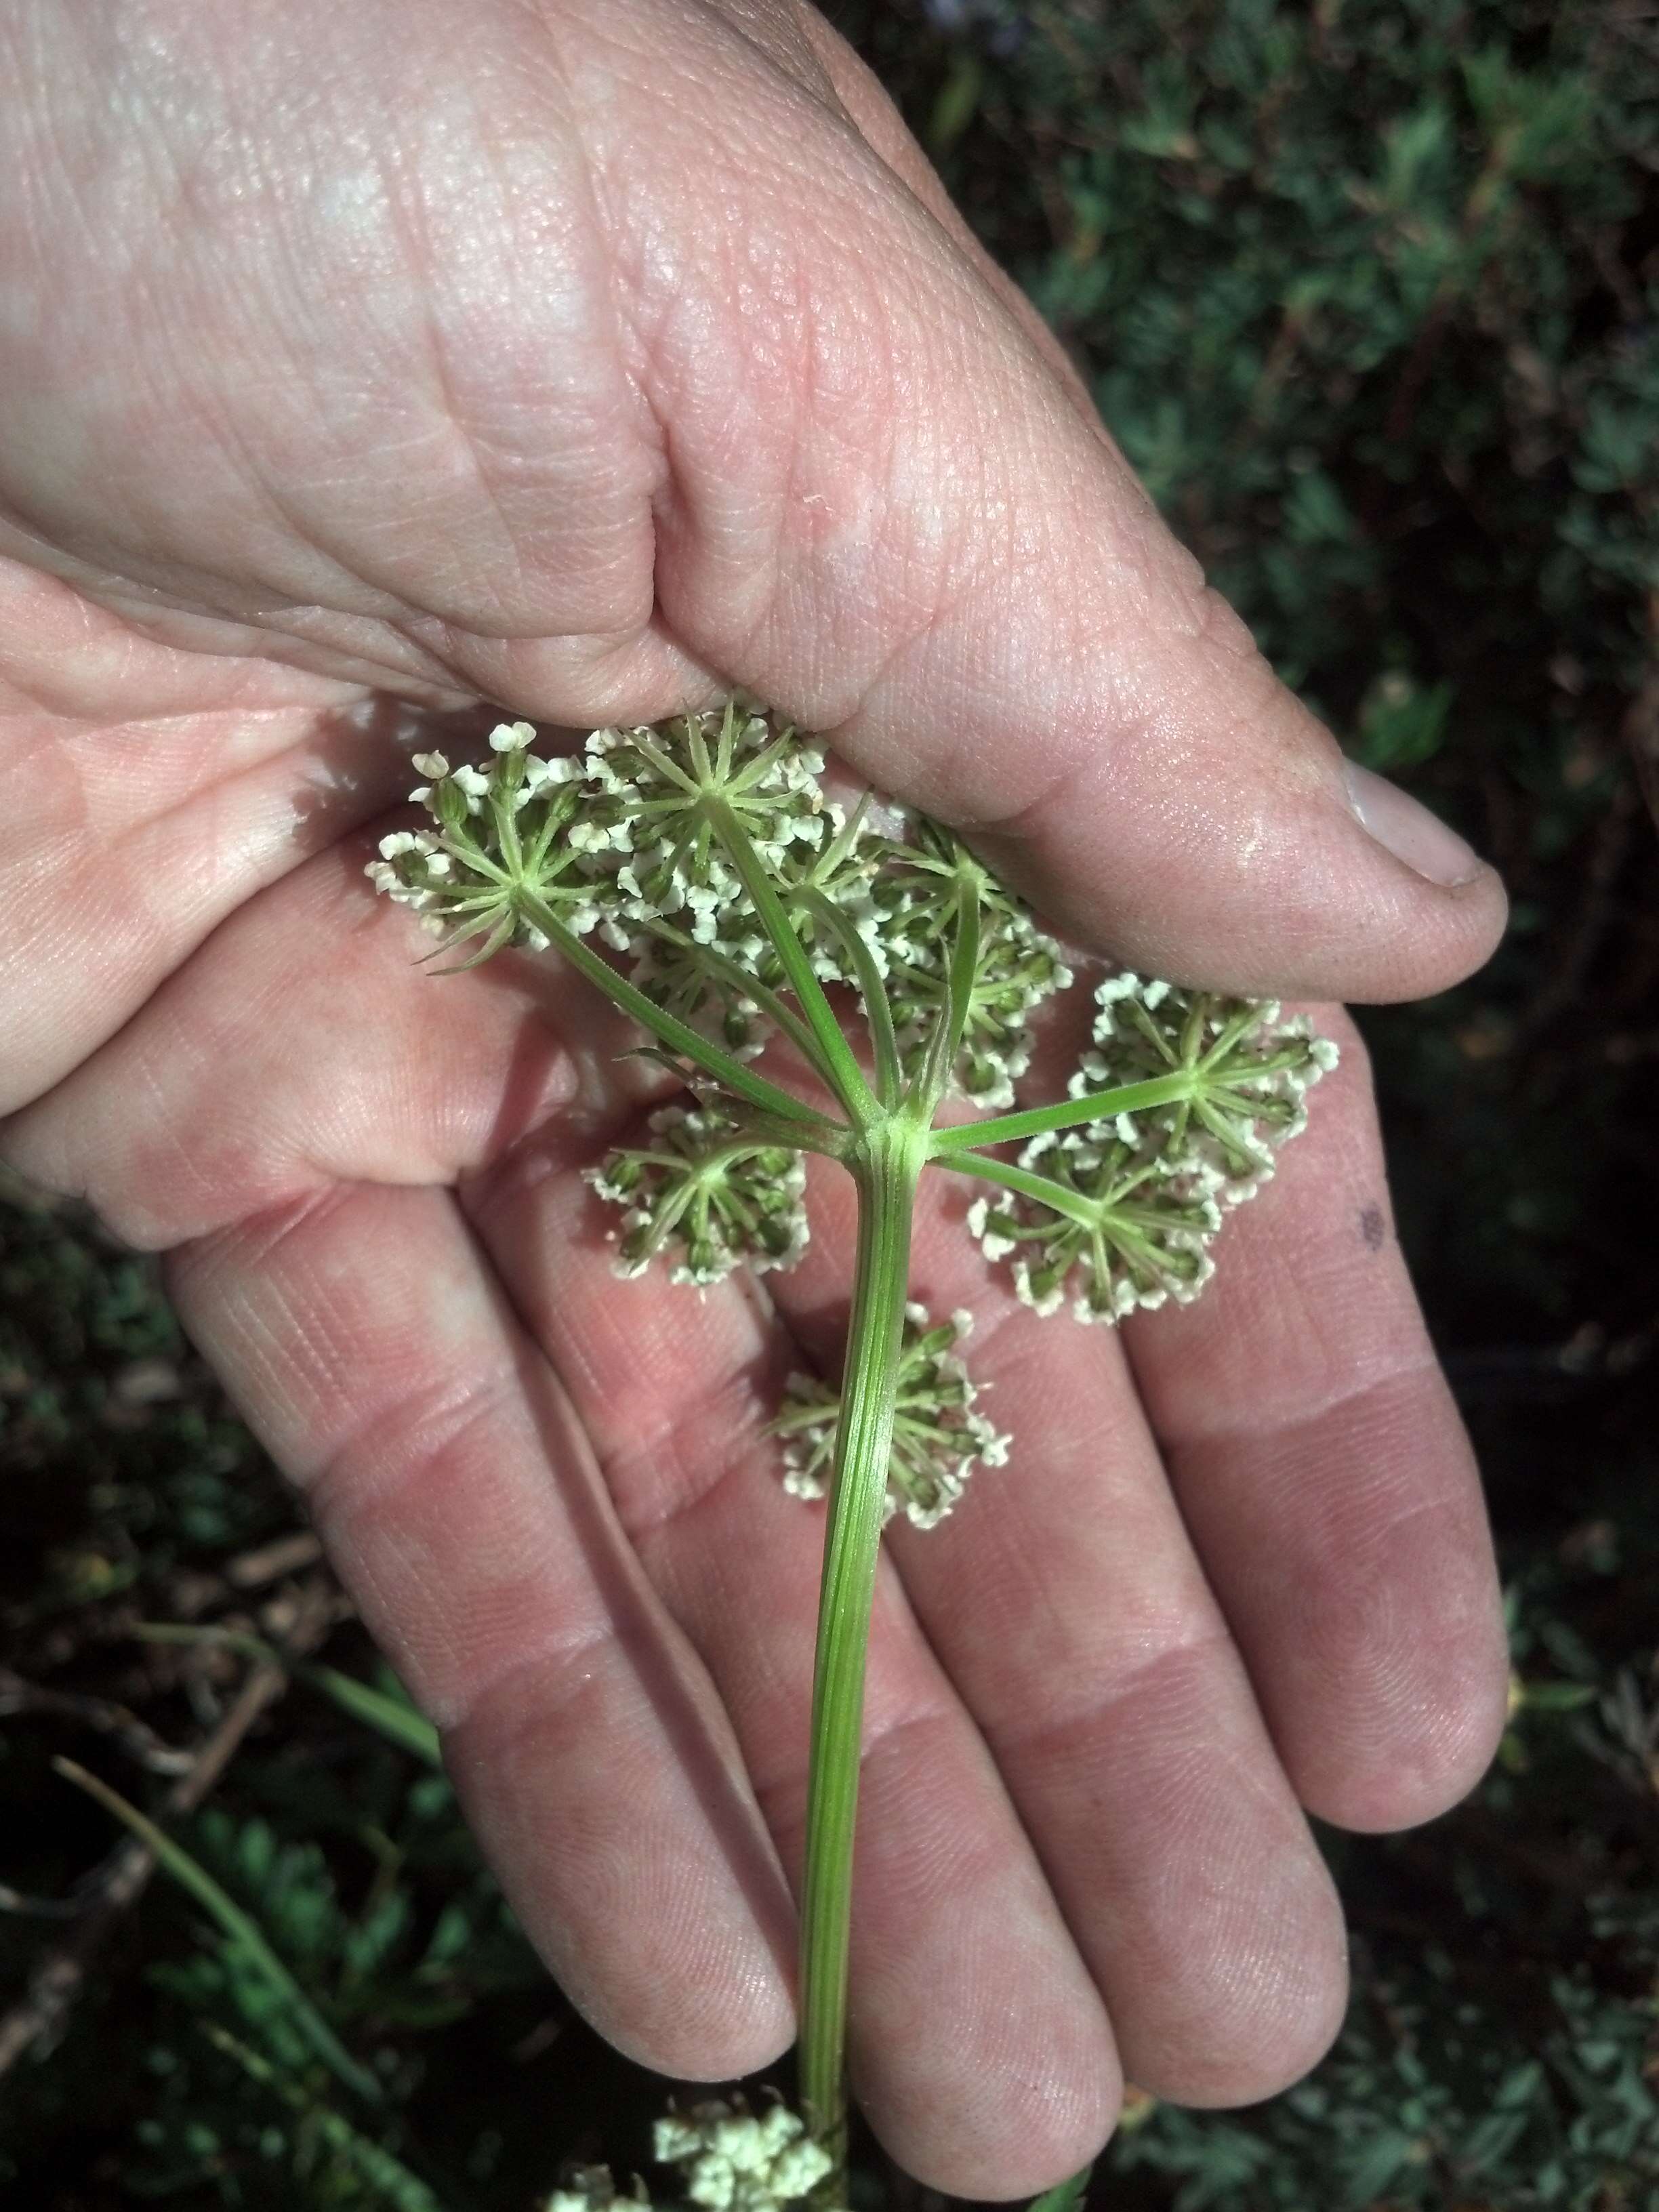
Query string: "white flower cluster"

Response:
xmin=966 ymin=976 xmax=1338 ymax=1324
xmin=539 ymin=2101 xmax=834 ymax=2212
xmin=367 ymin=706 xmax=1077 ymax=1108
xmin=873 ymin=819 xmax=1073 ymax=1109
xmin=1076 ymin=975 xmax=1340 ymax=1197
xmin=369 ymin=701 xmax=873 ymax=1049
xmin=367 ymin=712 xmax=1340 ymax=1330
xmin=968 ymin=1139 xmax=1221 ymax=1324
xmin=771 ymin=1305 xmax=1009 ymax=1529
xmin=367 ymin=720 xmax=598 ymax=960
xmin=585 ymin=703 xmax=827 ymax=930
xmin=585 ymin=1105 xmax=809 ymax=1288
xmin=625 ymin=800 xmax=878 ymax=1058
xmin=628 ymin=922 xmax=771 ymax=1059
xmin=653 ymin=2102 xmax=834 ymax=2212
xmin=752 ymin=798 xmax=887 ymax=985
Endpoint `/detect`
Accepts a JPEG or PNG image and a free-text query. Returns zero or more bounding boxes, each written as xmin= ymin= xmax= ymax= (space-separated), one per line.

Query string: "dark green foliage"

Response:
xmin=4 ymin=2 xmax=1659 ymax=2205
xmin=0 ymin=1181 xmax=293 ymax=1605
xmin=830 ymin=1 xmax=1659 ymax=2203
xmin=121 ymin=1788 xmax=541 ymax=2204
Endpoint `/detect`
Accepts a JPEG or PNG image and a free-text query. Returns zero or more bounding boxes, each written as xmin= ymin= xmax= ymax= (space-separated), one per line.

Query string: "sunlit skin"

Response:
xmin=0 ymin=1 xmax=1511 ymax=2196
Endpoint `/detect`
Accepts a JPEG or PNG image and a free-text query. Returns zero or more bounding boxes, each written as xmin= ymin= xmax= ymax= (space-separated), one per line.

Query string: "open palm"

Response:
xmin=0 ymin=1 xmax=1511 ymax=2194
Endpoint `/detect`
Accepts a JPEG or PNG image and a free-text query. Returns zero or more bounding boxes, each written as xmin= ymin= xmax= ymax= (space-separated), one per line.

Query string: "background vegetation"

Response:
xmin=3 ymin=1 xmax=1656 ymax=2203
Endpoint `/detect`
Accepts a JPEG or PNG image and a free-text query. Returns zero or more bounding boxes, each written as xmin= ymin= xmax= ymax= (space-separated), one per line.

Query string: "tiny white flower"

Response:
xmin=687 ymin=2161 xmax=735 ymax=2210
xmin=1096 ymin=970 xmax=1142 ymax=1005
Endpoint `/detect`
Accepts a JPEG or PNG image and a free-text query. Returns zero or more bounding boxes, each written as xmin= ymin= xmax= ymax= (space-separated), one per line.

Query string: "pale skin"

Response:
xmin=0 ymin=0 xmax=1512 ymax=2196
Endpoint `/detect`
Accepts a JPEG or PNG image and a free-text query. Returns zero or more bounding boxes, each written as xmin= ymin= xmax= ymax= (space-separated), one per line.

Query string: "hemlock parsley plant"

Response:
xmin=368 ymin=701 xmax=1338 ymax=2206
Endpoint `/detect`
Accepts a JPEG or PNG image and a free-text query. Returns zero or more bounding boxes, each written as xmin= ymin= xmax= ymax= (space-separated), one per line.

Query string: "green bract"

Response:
xmin=367 ymin=699 xmax=1338 ymax=2186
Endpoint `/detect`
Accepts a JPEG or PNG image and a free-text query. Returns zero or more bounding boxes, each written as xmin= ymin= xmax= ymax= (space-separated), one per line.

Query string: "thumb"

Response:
xmin=602 ymin=11 xmax=1504 ymax=1004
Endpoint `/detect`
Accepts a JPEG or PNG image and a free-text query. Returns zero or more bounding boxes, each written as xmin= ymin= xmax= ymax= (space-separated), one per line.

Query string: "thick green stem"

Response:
xmin=516 ymin=892 xmax=844 ymax=1141
xmin=926 ymin=1069 xmax=1198 ymax=1155
xmin=790 ymin=884 xmax=904 ymax=1109
xmin=709 ymin=803 xmax=879 ymax=1128
xmin=637 ymin=916 xmax=829 ymax=1073
xmin=928 ymin=1142 xmax=1103 ymax=1223
xmin=797 ymin=1117 xmax=925 ymax=2165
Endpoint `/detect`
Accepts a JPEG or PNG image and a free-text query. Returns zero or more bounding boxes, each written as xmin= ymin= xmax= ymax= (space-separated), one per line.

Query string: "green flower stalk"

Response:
xmin=367 ymin=700 xmax=1339 ymax=2192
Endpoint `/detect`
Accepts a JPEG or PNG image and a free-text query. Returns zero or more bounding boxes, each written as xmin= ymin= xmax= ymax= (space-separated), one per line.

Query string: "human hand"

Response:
xmin=0 ymin=0 xmax=1511 ymax=2194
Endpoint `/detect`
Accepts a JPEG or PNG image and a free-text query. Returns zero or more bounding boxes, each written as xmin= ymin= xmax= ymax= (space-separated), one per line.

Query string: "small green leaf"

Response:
xmin=1352 ymin=674 xmax=1454 ymax=773
xmin=1339 ymin=2129 xmax=1418 ymax=2204
xmin=1458 ymin=2105 xmax=1532 ymax=2171
xmin=928 ymin=53 xmax=983 ymax=155
xmin=1518 ymin=1679 xmax=1598 ymax=1713
xmin=1028 ymin=2163 xmax=1092 ymax=2212
xmin=202 ymin=2025 xmax=447 ymax=2212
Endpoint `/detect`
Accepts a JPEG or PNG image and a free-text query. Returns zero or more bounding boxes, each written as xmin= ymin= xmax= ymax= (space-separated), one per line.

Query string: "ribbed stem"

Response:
xmin=926 ymin=1069 xmax=1199 ymax=1155
xmin=796 ymin=1118 xmax=924 ymax=2169
xmin=515 ymin=891 xmax=844 ymax=1141
xmin=709 ymin=802 xmax=878 ymax=1128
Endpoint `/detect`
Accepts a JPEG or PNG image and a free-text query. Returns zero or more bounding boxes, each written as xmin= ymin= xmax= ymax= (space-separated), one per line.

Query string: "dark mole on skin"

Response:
xmin=1359 ymin=1204 xmax=1387 ymax=1252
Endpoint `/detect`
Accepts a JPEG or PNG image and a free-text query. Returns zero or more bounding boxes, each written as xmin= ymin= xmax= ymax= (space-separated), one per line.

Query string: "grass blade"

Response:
xmin=298 ymin=1664 xmax=443 ymax=1769
xmin=131 ymin=1624 xmax=443 ymax=1769
xmin=55 ymin=1756 xmax=383 ymax=2104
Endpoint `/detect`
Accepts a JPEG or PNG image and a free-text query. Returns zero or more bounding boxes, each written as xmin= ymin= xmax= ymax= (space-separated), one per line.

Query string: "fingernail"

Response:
xmin=1343 ymin=761 xmax=1483 ymax=887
